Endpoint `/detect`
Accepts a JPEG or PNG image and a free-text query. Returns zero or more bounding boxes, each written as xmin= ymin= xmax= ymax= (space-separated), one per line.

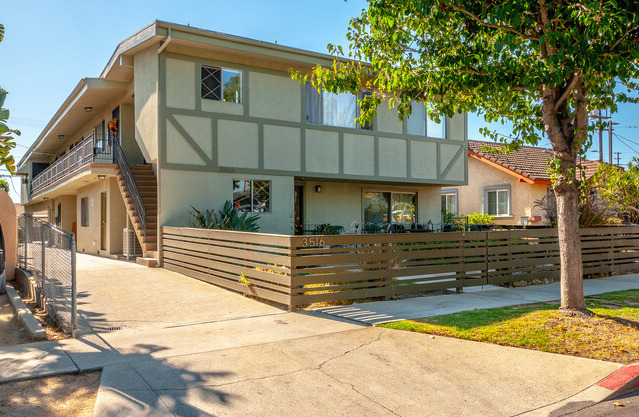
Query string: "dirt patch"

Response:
xmin=11 ymin=280 xmax=68 ymax=341
xmin=0 ymin=293 xmax=31 ymax=347
xmin=0 ymin=372 xmax=100 ymax=417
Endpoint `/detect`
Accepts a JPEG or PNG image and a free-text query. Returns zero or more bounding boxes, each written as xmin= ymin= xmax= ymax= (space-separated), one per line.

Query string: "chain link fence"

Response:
xmin=17 ymin=214 xmax=77 ymax=336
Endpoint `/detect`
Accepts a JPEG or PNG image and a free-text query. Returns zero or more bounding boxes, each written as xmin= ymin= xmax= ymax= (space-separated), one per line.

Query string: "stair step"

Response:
xmin=136 ymin=257 xmax=159 ymax=268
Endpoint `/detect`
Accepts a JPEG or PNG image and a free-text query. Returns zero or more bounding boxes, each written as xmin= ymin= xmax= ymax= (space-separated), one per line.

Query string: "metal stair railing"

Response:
xmin=113 ymin=140 xmax=147 ymax=237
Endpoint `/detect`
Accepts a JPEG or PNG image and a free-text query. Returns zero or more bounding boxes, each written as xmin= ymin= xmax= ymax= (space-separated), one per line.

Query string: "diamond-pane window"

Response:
xmin=202 ymin=66 xmax=241 ymax=103
xmin=233 ymin=179 xmax=270 ymax=213
xmin=201 ymin=66 xmax=221 ymax=101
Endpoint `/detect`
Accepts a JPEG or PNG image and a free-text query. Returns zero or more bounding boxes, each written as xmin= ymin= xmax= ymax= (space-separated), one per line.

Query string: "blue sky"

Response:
xmin=2 ymin=0 xmax=639 ymax=201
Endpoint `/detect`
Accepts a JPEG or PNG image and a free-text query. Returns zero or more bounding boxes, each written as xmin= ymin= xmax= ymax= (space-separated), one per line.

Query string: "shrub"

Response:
xmin=466 ymin=212 xmax=495 ymax=224
xmin=312 ymin=223 xmax=340 ymax=235
xmin=190 ymin=200 xmax=261 ymax=232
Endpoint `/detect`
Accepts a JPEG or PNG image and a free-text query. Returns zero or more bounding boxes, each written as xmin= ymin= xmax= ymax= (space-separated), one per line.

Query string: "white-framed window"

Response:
xmin=201 ymin=65 xmax=242 ymax=103
xmin=441 ymin=189 xmax=458 ymax=216
xmin=484 ymin=186 xmax=511 ymax=217
xmin=233 ymin=179 xmax=271 ymax=213
xmin=306 ymin=84 xmax=371 ymax=130
xmin=407 ymin=102 xmax=446 ymax=139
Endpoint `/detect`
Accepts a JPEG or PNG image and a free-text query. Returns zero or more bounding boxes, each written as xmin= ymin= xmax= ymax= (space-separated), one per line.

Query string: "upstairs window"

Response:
xmin=201 ymin=66 xmax=242 ymax=103
xmin=306 ymin=84 xmax=371 ymax=130
xmin=233 ymin=179 xmax=271 ymax=213
xmin=407 ymin=102 xmax=446 ymax=138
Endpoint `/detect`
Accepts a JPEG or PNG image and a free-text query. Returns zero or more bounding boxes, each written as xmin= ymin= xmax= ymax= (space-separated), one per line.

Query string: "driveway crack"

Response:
xmin=316 ymin=331 xmax=400 ymax=416
xmin=153 ymin=329 xmax=386 ymax=394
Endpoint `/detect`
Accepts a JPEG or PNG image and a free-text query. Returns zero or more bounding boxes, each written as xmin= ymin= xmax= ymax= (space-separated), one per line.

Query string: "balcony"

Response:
xmin=30 ymin=133 xmax=115 ymax=196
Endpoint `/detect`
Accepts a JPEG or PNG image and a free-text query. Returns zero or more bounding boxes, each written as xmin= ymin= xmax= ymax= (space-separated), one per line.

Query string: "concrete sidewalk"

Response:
xmin=316 ymin=274 xmax=639 ymax=324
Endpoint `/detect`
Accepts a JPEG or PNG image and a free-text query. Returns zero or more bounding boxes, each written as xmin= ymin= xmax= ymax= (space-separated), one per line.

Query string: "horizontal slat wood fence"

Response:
xmin=162 ymin=226 xmax=639 ymax=309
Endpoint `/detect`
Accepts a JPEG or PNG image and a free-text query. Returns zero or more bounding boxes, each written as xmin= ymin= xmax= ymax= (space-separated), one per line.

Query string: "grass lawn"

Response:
xmin=379 ymin=289 xmax=639 ymax=364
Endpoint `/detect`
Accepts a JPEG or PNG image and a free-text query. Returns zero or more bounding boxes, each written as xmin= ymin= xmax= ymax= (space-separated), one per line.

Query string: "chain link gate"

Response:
xmin=17 ymin=214 xmax=77 ymax=337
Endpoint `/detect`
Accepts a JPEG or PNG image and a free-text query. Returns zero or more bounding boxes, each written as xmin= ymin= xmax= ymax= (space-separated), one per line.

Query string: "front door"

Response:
xmin=100 ymin=192 xmax=107 ymax=251
xmin=294 ymin=185 xmax=304 ymax=235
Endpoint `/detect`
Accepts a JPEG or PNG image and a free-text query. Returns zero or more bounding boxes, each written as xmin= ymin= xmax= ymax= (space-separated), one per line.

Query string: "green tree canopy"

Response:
xmin=298 ymin=1 xmax=639 ymax=312
xmin=0 ymin=178 xmax=9 ymax=193
xmin=0 ymin=24 xmax=19 ymax=174
xmin=594 ymin=159 xmax=639 ymax=223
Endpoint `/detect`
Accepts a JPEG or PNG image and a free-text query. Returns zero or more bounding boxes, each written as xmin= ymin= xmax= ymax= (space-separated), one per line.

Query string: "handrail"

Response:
xmin=31 ymin=135 xmax=95 ymax=193
xmin=113 ymin=140 xmax=146 ymax=236
xmin=31 ymin=132 xmax=114 ymax=194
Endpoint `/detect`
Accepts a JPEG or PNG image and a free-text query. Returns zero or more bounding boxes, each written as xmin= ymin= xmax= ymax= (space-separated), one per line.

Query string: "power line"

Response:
xmin=613 ymin=134 xmax=639 ymax=158
xmin=615 ymin=132 xmax=639 ymax=148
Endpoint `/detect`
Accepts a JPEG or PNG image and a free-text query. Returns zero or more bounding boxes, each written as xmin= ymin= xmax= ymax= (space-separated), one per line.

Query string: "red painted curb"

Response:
xmin=597 ymin=364 xmax=639 ymax=396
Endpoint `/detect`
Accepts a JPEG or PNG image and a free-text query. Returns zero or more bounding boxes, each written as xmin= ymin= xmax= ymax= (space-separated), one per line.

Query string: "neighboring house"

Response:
xmin=17 ymin=21 xmax=468 ymax=262
xmin=441 ymin=140 xmax=599 ymax=226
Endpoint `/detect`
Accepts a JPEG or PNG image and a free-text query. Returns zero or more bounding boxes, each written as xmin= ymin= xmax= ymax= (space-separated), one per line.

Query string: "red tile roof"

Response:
xmin=468 ymin=140 xmax=601 ymax=182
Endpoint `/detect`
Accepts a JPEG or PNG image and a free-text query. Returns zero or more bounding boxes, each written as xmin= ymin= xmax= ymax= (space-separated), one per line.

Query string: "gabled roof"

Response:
xmin=468 ymin=140 xmax=601 ymax=184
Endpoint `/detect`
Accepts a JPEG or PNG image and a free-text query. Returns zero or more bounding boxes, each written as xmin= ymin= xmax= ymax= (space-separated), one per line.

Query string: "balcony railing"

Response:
xmin=31 ymin=133 xmax=114 ymax=195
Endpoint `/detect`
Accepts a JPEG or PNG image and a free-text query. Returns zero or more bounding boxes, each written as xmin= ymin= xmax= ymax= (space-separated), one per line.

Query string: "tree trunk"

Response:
xmin=554 ymin=183 xmax=585 ymax=310
xmin=542 ymin=76 xmax=589 ymax=312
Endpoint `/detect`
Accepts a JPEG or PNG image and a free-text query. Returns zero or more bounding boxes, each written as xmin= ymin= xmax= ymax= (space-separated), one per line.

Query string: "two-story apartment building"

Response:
xmin=18 ymin=21 xmax=468 ymax=263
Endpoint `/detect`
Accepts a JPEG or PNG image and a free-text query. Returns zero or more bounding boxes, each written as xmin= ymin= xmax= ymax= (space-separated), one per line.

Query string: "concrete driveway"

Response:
xmin=90 ymin=327 xmax=622 ymax=416
xmin=58 ymin=254 xmax=629 ymax=416
xmin=75 ymin=254 xmax=285 ymax=335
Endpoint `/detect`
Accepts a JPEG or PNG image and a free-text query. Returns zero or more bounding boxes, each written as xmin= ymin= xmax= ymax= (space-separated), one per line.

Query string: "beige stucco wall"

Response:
xmin=263 ymin=125 xmax=301 ymax=172
xmin=108 ymin=178 xmax=127 ymax=254
xmin=249 ymin=72 xmax=301 ymax=122
xmin=449 ymin=112 xmax=465 ymax=142
xmin=166 ymin=58 xmax=196 ymax=110
xmin=451 ymin=157 xmax=549 ymax=225
xmin=159 ymin=169 xmax=295 ymax=235
xmin=303 ymin=181 xmax=442 ymax=232
xmin=135 ymin=47 xmax=159 ymax=163
xmin=0 ymin=190 xmax=17 ymax=281
xmin=76 ymin=178 xmax=127 ymax=254
xmin=376 ymin=105 xmax=403 ymax=135
xmin=217 ymin=120 xmax=259 ymax=168
xmin=121 ymin=103 xmax=145 ymax=164
xmin=52 ymin=195 xmax=77 ymax=234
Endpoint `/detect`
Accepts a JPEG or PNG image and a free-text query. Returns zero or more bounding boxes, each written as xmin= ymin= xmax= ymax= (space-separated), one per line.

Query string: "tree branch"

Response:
xmin=450 ymin=5 xmax=541 ymax=41
xmin=612 ymin=22 xmax=639 ymax=50
xmin=553 ymin=71 xmax=581 ymax=111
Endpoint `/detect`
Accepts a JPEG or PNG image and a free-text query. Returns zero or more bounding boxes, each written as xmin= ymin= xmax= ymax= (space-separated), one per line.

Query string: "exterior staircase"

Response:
xmin=115 ymin=164 xmax=158 ymax=266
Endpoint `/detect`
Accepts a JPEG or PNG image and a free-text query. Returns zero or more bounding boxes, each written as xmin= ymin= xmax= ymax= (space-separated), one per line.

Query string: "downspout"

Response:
xmin=157 ymin=27 xmax=172 ymax=55
xmin=155 ymin=26 xmax=170 ymax=262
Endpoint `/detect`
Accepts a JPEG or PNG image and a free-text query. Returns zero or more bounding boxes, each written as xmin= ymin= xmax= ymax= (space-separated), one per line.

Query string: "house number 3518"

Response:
xmin=302 ymin=237 xmax=325 ymax=247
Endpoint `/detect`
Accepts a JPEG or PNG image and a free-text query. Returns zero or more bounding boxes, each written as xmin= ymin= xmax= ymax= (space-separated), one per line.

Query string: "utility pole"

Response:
xmin=614 ymin=152 xmax=622 ymax=167
xmin=589 ymin=109 xmax=610 ymax=162
xmin=608 ymin=120 xmax=619 ymax=164
xmin=588 ymin=109 xmax=618 ymax=164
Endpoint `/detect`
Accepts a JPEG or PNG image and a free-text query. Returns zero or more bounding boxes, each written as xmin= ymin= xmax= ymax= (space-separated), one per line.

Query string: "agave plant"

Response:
xmin=190 ymin=200 xmax=261 ymax=232
xmin=190 ymin=206 xmax=219 ymax=229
